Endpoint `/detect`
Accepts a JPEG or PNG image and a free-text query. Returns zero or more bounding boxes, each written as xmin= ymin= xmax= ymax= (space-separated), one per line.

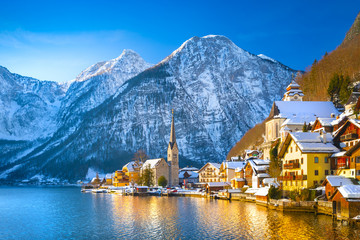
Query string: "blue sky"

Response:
xmin=0 ymin=0 xmax=359 ymax=82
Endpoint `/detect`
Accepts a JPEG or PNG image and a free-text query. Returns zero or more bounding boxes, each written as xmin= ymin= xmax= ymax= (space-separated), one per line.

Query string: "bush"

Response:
xmin=158 ymin=176 xmax=168 ymax=187
xmin=268 ymin=185 xmax=282 ymax=199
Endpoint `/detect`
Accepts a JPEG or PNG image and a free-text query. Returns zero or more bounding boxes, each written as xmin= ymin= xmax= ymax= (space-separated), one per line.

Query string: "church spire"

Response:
xmin=169 ymin=109 xmax=176 ymax=146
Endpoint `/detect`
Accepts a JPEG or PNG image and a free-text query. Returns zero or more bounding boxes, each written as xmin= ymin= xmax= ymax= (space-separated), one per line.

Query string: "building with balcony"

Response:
xmin=278 ymin=131 xmax=339 ymax=191
xmin=219 ymin=161 xmax=246 ymax=182
xmin=198 ymin=163 xmax=221 ymax=183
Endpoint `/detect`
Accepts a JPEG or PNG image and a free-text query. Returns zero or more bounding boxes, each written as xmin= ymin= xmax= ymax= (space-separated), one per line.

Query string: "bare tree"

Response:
xmin=133 ymin=149 xmax=149 ymax=165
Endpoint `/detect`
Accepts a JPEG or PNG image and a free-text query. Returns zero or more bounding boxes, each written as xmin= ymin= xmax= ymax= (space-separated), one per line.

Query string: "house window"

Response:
xmin=296 ymin=146 xmax=298 ymax=152
xmin=357 ymin=170 xmax=360 ymax=175
xmin=313 ymin=180 xmax=318 ymax=186
xmin=290 ymin=147 xmax=292 ymax=153
xmin=325 ymin=170 xmax=329 ymax=175
xmin=325 ymin=157 xmax=328 ymax=163
xmin=315 ymin=170 xmax=319 ymax=176
xmin=350 ymin=142 xmax=354 ymax=147
xmin=328 ymin=192 xmax=331 ymax=196
xmin=301 ymin=158 xmax=303 ymax=164
xmin=352 ymin=171 xmax=355 ymax=176
xmin=356 ymin=157 xmax=360 ymax=163
xmin=314 ymin=157 xmax=319 ymax=163
xmin=331 ymin=170 xmax=334 ymax=175
xmin=352 ymin=158 xmax=354 ymax=162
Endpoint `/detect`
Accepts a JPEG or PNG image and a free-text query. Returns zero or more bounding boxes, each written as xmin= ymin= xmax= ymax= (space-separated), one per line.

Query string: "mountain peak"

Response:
xmin=75 ymin=49 xmax=151 ymax=82
xmin=116 ymin=49 xmax=142 ymax=60
xmin=342 ymin=11 xmax=360 ymax=45
xmin=159 ymin=35 xmax=246 ymax=65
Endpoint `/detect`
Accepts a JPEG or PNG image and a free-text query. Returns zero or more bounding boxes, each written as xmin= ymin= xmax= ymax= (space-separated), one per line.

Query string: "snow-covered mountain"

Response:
xmin=0 ymin=66 xmax=67 ymax=140
xmin=0 ymin=35 xmax=297 ymax=181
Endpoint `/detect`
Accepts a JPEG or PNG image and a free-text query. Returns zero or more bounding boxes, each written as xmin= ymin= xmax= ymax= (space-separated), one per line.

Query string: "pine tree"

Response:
xmin=158 ymin=176 xmax=168 ymax=187
xmin=269 ymin=141 xmax=281 ymax=178
xmin=302 ymin=122 xmax=308 ymax=132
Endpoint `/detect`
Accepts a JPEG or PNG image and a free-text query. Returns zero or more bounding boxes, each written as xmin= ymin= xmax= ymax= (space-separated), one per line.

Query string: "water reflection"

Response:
xmin=1 ymin=187 xmax=359 ymax=239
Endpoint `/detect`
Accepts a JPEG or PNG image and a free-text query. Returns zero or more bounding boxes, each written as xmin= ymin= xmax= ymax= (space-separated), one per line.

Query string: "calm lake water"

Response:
xmin=0 ymin=186 xmax=359 ymax=239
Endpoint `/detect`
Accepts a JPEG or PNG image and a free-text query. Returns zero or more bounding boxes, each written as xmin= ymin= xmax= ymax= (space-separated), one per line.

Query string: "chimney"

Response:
xmin=320 ymin=130 xmax=327 ymax=143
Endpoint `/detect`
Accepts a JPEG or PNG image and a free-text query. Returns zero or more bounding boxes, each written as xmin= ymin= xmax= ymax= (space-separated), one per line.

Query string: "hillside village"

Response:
xmin=83 ymin=80 xmax=360 ymax=222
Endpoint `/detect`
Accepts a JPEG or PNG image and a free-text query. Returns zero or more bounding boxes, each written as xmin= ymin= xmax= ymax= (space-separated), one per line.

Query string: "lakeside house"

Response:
xmin=122 ymin=161 xmax=141 ymax=184
xmin=231 ymin=166 xmax=246 ymax=189
xmin=219 ymin=160 xmax=246 ymax=182
xmin=278 ymin=131 xmax=338 ymax=191
xmin=244 ymin=158 xmax=270 ymax=188
xmin=322 ymin=175 xmax=355 ymax=200
xmin=179 ymin=167 xmax=199 ymax=186
xmin=330 ymin=184 xmax=360 ymax=219
xmin=198 ymin=163 xmax=221 ymax=183
xmin=113 ymin=170 xmax=130 ymax=187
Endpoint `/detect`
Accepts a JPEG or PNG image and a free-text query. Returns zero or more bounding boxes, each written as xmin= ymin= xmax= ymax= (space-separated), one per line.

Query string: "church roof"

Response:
xmin=142 ymin=158 xmax=164 ymax=169
xmin=269 ymin=101 xmax=339 ymax=121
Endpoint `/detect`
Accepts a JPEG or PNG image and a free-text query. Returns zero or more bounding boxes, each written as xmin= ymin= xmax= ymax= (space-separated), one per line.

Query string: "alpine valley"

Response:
xmin=0 ymin=35 xmax=297 ymax=182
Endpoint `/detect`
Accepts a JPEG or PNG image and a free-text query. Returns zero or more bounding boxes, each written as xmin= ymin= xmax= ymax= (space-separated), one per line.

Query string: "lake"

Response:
xmin=0 ymin=186 xmax=359 ymax=239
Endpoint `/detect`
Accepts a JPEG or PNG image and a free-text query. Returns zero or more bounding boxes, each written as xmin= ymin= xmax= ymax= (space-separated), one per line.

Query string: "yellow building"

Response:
xmin=278 ymin=132 xmax=339 ymax=191
xmin=112 ymin=170 xmax=130 ymax=187
xmin=219 ymin=161 xmax=246 ymax=182
xmin=122 ymin=161 xmax=141 ymax=184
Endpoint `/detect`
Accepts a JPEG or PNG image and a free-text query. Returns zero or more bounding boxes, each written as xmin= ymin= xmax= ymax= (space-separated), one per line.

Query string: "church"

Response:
xmin=141 ymin=110 xmax=179 ymax=187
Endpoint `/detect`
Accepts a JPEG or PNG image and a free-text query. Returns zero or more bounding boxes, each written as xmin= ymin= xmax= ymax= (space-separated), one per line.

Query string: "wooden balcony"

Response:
xmin=284 ymin=162 xmax=300 ymax=169
xmin=278 ymin=175 xmax=307 ymax=181
xmin=340 ymin=133 xmax=358 ymax=141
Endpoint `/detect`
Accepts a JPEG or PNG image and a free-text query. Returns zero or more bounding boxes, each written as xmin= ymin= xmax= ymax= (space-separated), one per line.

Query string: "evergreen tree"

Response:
xmin=302 ymin=122 xmax=308 ymax=132
xmin=269 ymin=141 xmax=281 ymax=178
xmin=138 ymin=165 xmax=154 ymax=186
xmin=339 ymin=75 xmax=352 ymax=103
xmin=158 ymin=176 xmax=168 ymax=187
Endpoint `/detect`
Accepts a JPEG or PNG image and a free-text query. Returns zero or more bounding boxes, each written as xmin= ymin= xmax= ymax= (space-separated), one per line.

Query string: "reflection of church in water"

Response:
xmin=141 ymin=110 xmax=179 ymax=186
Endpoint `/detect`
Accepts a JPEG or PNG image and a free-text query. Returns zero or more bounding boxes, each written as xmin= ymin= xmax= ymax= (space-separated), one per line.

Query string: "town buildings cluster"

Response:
xmin=87 ymin=81 xmax=360 ymax=219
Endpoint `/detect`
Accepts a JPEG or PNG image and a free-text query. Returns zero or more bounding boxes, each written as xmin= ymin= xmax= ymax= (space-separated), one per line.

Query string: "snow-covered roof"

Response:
xmin=142 ymin=158 xmax=164 ymax=169
xmin=331 ymin=151 xmax=346 ymax=157
xmin=289 ymin=132 xmax=339 ymax=153
xmin=247 ymin=159 xmax=270 ymax=174
xmin=123 ymin=161 xmax=141 ymax=172
xmin=179 ymin=171 xmax=199 ymax=179
xmin=225 ymin=161 xmax=246 ymax=169
xmin=254 ymin=187 xmax=269 ymax=196
xmin=257 ymin=173 xmax=271 ymax=178
xmin=316 ymin=117 xmax=337 ymax=127
xmin=325 ymin=176 xmax=354 ymax=187
xmin=291 ymin=132 xmax=333 ymax=143
xmin=244 ymin=188 xmax=259 ymax=194
xmin=338 ymin=185 xmax=360 ymax=198
xmin=180 ymin=167 xmax=199 ymax=171
xmin=274 ymin=101 xmax=339 ymax=120
xmin=207 ymin=182 xmax=230 ymax=187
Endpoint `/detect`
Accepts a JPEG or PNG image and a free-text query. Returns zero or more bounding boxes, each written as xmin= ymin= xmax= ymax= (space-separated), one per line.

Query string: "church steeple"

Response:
xmin=169 ymin=109 xmax=177 ymax=149
xmin=167 ymin=109 xmax=179 ymax=186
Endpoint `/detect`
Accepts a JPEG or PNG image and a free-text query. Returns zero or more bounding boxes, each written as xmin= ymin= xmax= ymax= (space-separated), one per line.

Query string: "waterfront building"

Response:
xmin=244 ymin=158 xmax=270 ymax=188
xmin=113 ymin=170 xmax=130 ymax=187
xmin=105 ymin=174 xmax=113 ymax=185
xmin=179 ymin=167 xmax=199 ymax=186
xmin=231 ymin=166 xmax=246 ymax=189
xmin=198 ymin=163 xmax=221 ymax=183
xmin=321 ymin=175 xmax=355 ymax=200
xmin=278 ymin=132 xmax=339 ymax=191
xmin=205 ymin=182 xmax=231 ymax=193
xmin=141 ymin=158 xmax=169 ymax=186
xmin=122 ymin=161 xmax=141 ymax=184
xmin=330 ymin=184 xmax=360 ymax=219
xmin=90 ymin=172 xmax=102 ymax=186
xmin=219 ymin=161 xmax=246 ymax=182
